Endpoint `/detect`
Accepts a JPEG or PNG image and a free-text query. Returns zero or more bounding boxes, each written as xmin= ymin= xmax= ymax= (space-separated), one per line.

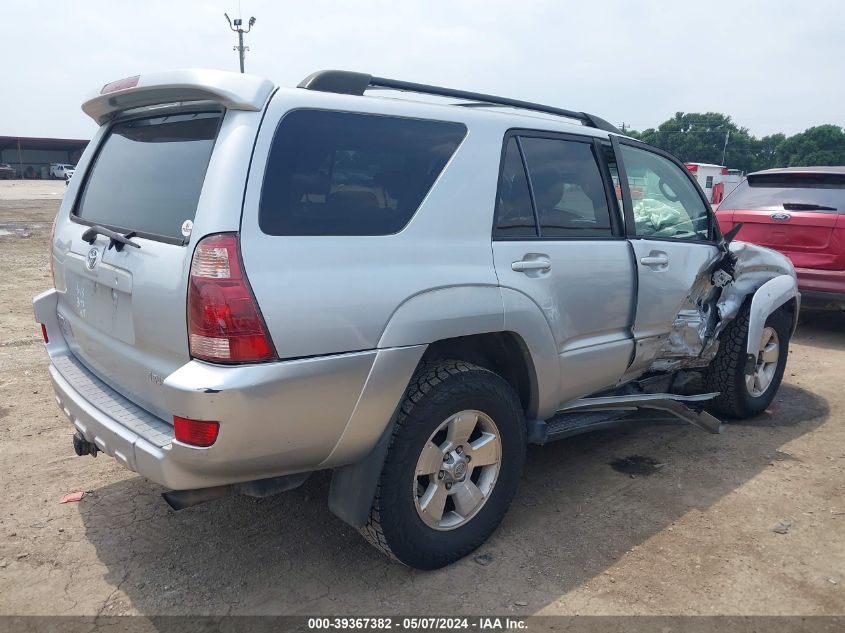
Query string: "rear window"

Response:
xmin=75 ymin=112 xmax=221 ymax=241
xmin=721 ymin=172 xmax=845 ymax=213
xmin=259 ymin=110 xmax=466 ymax=236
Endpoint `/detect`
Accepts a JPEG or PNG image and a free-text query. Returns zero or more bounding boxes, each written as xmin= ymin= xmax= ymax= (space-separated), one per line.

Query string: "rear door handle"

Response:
xmin=639 ymin=253 xmax=669 ymax=267
xmin=512 ymin=259 xmax=551 ymax=272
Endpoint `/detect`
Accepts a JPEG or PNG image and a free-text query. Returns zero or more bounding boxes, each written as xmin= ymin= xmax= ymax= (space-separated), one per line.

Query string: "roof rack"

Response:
xmin=297 ymin=70 xmax=622 ymax=135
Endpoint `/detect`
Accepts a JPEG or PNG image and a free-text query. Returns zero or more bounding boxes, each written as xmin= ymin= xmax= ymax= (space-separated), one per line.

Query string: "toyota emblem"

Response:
xmin=86 ymin=247 xmax=99 ymax=270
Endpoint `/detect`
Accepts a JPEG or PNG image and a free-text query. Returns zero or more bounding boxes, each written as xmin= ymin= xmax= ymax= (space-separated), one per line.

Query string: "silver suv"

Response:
xmin=34 ymin=69 xmax=799 ymax=569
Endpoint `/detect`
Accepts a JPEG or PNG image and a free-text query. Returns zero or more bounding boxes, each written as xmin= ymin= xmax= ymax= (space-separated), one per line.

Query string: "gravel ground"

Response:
xmin=0 ymin=181 xmax=843 ymax=616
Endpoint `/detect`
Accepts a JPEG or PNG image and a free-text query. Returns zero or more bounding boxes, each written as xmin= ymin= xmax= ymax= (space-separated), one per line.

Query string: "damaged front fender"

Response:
xmin=746 ymin=275 xmax=799 ymax=358
xmin=717 ymin=241 xmax=798 ymax=345
xmin=650 ymin=241 xmax=798 ymax=372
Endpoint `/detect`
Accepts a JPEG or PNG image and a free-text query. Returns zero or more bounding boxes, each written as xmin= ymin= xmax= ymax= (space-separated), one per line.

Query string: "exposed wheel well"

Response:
xmin=420 ymin=332 xmax=536 ymax=415
xmin=780 ymin=296 xmax=799 ymax=333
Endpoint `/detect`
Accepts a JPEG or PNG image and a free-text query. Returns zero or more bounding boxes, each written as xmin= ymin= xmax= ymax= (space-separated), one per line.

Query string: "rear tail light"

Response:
xmin=40 ymin=323 xmax=49 ymax=344
xmin=685 ymin=163 xmax=699 ymax=173
xmin=173 ymin=416 xmax=219 ymax=447
xmin=187 ymin=233 xmax=276 ymax=363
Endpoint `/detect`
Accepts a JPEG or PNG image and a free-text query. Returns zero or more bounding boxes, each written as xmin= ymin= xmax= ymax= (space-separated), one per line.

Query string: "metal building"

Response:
xmin=0 ymin=136 xmax=89 ymax=179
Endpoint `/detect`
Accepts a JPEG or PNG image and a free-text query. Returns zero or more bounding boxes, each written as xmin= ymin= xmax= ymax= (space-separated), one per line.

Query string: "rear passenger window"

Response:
xmin=494 ymin=138 xmax=537 ymax=237
xmin=519 ymin=137 xmax=612 ymax=238
xmin=259 ymin=110 xmax=466 ymax=236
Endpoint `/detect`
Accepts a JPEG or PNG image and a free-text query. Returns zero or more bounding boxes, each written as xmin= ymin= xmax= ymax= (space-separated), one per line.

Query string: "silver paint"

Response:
xmin=35 ymin=70 xmax=799 ymax=495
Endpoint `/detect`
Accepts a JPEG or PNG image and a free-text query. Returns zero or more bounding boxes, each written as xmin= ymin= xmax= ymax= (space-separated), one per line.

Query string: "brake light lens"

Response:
xmin=101 ymin=75 xmax=139 ymax=94
xmin=40 ymin=323 xmax=49 ymax=344
xmin=685 ymin=163 xmax=699 ymax=173
xmin=173 ymin=416 xmax=219 ymax=447
xmin=188 ymin=233 xmax=276 ymax=363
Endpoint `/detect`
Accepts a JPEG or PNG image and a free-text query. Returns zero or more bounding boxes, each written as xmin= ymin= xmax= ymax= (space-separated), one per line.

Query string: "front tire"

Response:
xmin=704 ymin=306 xmax=791 ymax=418
xmin=361 ymin=360 xmax=526 ymax=569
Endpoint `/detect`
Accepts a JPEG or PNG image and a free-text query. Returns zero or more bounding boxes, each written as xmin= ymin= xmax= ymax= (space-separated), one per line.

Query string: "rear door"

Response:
xmin=492 ymin=131 xmax=635 ymax=401
xmin=52 ymin=109 xmax=230 ymax=419
xmin=612 ymin=138 xmax=721 ymax=374
xmin=718 ymin=172 xmax=845 ymax=270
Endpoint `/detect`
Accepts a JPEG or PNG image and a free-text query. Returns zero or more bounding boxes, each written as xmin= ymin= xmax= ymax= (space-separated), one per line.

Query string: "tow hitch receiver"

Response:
xmin=72 ymin=433 xmax=98 ymax=457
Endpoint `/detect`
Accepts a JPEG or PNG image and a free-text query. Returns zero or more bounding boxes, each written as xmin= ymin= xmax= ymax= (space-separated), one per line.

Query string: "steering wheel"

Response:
xmin=659 ymin=178 xmax=680 ymax=202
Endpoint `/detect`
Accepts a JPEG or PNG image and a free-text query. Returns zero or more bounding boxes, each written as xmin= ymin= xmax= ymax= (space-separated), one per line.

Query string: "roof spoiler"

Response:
xmin=81 ymin=69 xmax=275 ymax=125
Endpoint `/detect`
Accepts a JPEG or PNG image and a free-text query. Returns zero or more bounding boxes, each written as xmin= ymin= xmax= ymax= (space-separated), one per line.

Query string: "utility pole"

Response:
xmin=721 ymin=130 xmax=730 ymax=166
xmin=224 ymin=13 xmax=256 ymax=73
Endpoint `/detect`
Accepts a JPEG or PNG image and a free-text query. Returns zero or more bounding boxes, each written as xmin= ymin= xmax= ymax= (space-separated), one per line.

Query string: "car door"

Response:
xmin=492 ymin=131 xmax=636 ymax=403
xmin=611 ymin=137 xmax=721 ymax=375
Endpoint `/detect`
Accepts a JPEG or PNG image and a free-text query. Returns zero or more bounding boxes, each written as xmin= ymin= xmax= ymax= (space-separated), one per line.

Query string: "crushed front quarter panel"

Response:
xmin=649 ymin=241 xmax=797 ymax=372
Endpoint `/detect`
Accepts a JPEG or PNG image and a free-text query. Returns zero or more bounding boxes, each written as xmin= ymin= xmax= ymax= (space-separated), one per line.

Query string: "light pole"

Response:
xmin=224 ymin=13 xmax=256 ymax=73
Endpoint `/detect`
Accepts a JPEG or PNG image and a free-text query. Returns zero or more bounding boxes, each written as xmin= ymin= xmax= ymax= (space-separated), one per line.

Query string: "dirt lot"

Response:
xmin=0 ymin=181 xmax=843 ymax=616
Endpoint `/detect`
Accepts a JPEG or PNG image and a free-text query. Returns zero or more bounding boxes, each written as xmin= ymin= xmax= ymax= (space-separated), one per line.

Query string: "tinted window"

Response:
xmin=75 ymin=112 xmax=220 ymax=241
xmin=721 ymin=173 xmax=845 ymax=213
xmin=494 ymin=138 xmax=536 ymax=237
xmin=520 ymin=137 xmax=612 ymax=237
xmin=620 ymin=145 xmax=710 ymax=240
xmin=259 ymin=110 xmax=466 ymax=236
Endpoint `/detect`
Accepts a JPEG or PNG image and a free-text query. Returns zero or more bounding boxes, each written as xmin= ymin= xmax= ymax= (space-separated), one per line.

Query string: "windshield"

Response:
xmin=721 ymin=172 xmax=845 ymax=213
xmin=75 ymin=111 xmax=221 ymax=241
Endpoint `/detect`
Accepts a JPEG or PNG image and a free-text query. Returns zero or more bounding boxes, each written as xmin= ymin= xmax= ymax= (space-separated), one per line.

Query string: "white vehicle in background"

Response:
xmin=50 ymin=163 xmax=76 ymax=180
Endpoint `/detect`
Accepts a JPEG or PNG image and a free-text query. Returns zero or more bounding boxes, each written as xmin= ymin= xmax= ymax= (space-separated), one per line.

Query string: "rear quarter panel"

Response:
xmin=239 ymin=90 xmax=507 ymax=360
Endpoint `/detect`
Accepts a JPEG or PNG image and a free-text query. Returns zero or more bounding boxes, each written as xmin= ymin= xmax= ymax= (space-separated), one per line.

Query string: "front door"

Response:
xmin=613 ymin=139 xmax=721 ymax=374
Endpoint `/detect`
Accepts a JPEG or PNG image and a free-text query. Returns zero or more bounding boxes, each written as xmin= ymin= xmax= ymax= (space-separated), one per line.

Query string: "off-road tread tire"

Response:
xmin=704 ymin=305 xmax=789 ymax=419
xmin=360 ymin=359 xmax=525 ymax=569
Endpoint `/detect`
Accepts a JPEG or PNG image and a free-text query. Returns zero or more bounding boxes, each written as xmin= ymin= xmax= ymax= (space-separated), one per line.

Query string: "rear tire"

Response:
xmin=360 ymin=360 xmax=526 ymax=569
xmin=704 ymin=305 xmax=790 ymax=418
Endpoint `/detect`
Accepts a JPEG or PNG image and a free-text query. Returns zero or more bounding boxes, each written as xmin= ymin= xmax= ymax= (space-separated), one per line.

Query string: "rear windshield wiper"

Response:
xmin=81 ymin=225 xmax=141 ymax=252
xmin=782 ymin=202 xmax=838 ymax=212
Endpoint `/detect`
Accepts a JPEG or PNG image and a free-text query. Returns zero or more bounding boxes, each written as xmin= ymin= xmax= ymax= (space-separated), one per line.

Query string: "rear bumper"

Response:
xmin=34 ymin=288 xmax=425 ymax=491
xmin=795 ymin=267 xmax=845 ymax=309
xmin=49 ymin=358 xmax=206 ymax=489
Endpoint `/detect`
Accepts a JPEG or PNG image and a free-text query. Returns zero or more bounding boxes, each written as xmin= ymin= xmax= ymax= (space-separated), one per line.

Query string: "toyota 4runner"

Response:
xmin=33 ymin=69 xmax=799 ymax=569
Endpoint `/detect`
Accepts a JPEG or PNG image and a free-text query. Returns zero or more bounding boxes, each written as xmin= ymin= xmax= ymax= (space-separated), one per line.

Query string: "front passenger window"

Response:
xmin=619 ymin=145 xmax=711 ymax=240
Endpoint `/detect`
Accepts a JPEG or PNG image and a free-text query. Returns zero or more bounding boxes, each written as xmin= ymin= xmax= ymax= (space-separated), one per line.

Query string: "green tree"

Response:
xmin=754 ymin=133 xmax=786 ymax=171
xmin=774 ymin=125 xmax=845 ymax=166
xmin=632 ymin=112 xmax=760 ymax=173
xmin=627 ymin=116 xmax=845 ymax=172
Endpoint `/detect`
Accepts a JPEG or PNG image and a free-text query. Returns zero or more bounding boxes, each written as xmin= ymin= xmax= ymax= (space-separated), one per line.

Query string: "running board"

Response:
xmin=527 ymin=393 xmax=723 ymax=444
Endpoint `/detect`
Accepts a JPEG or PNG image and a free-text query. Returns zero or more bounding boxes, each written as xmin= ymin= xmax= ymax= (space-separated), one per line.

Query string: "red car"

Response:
xmin=716 ymin=167 xmax=845 ymax=310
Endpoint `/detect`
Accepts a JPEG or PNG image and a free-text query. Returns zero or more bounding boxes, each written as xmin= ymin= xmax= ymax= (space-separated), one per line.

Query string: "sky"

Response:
xmin=3 ymin=0 xmax=843 ymax=140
